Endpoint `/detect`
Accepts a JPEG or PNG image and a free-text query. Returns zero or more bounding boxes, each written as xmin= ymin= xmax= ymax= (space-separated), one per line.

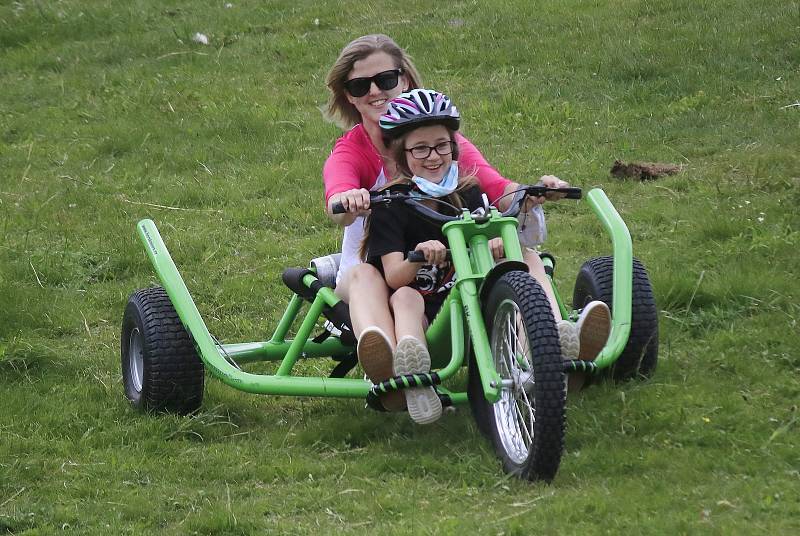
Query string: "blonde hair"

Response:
xmin=324 ymin=34 xmax=422 ymax=129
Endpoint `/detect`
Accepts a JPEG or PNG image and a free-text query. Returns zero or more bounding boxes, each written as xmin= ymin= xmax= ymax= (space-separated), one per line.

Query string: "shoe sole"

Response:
xmin=394 ymin=337 xmax=442 ymax=425
xmin=578 ymin=305 xmax=611 ymax=361
xmin=557 ymin=321 xmax=584 ymax=393
xmin=358 ymin=328 xmax=405 ymax=411
xmin=557 ymin=320 xmax=580 ymax=360
xmin=573 ymin=304 xmax=610 ymax=393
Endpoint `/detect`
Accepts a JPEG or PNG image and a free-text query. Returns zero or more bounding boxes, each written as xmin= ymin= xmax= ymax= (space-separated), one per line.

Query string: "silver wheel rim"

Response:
xmin=491 ymin=299 xmax=535 ymax=465
xmin=128 ymin=327 xmax=144 ymax=393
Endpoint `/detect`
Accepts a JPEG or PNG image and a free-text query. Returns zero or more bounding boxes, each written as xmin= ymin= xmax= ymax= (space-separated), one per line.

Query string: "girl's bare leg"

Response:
xmin=388 ymin=287 xmax=427 ymax=343
xmin=389 ymin=287 xmax=441 ymax=424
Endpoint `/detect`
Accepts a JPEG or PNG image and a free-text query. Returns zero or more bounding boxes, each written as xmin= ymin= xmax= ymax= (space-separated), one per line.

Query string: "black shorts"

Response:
xmin=423 ymin=292 xmax=448 ymax=324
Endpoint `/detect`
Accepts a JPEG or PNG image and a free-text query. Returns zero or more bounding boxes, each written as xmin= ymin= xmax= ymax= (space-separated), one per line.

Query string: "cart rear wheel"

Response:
xmin=468 ymin=271 xmax=566 ymax=482
xmin=573 ymin=256 xmax=658 ymax=381
xmin=121 ymin=287 xmax=204 ymax=413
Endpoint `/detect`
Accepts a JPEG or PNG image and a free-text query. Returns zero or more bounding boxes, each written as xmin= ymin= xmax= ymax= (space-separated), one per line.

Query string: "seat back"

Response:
xmin=309 ymin=253 xmax=341 ymax=288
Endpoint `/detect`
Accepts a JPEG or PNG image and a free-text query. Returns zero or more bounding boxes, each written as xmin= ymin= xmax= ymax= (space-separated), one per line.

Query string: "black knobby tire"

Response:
xmin=468 ymin=271 xmax=566 ymax=482
xmin=467 ymin=342 xmax=492 ymax=439
xmin=572 ymin=256 xmax=658 ymax=381
xmin=121 ymin=287 xmax=205 ymax=413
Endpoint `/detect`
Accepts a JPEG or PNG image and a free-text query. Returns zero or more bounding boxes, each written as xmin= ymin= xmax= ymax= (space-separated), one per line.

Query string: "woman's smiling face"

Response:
xmin=403 ymin=125 xmax=453 ymax=183
xmin=345 ymin=51 xmax=407 ymax=125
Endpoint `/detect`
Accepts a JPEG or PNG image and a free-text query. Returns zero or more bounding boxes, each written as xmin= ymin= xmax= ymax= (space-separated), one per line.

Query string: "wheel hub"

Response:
xmin=128 ymin=327 xmax=144 ymax=393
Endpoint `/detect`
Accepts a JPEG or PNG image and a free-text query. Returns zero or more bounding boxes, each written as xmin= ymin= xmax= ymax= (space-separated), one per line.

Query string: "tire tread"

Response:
xmin=470 ymin=271 xmax=566 ymax=482
xmin=121 ymin=287 xmax=204 ymax=414
xmin=573 ymin=256 xmax=658 ymax=381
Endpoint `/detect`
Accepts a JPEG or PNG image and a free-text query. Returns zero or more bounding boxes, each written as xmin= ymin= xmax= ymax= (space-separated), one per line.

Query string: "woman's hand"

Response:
xmin=336 ymin=188 xmax=372 ymax=213
xmin=498 ymin=175 xmax=570 ymax=212
xmin=519 ymin=175 xmax=571 ymax=211
xmin=327 ymin=188 xmax=372 ymax=226
xmin=528 ymin=175 xmax=570 ymax=206
xmin=414 ymin=240 xmax=447 ymax=266
xmin=540 ymin=175 xmax=570 ymax=201
xmin=488 ymin=237 xmax=505 ymax=260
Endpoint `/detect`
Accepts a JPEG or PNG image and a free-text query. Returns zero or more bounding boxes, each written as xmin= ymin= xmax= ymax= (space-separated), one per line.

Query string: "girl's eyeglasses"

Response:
xmin=405 ymin=141 xmax=455 ymax=160
xmin=344 ymin=69 xmax=403 ymax=97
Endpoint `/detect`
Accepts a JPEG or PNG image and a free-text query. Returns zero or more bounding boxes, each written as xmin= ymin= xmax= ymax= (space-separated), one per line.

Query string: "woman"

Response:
xmin=322 ymin=35 xmax=608 ymax=408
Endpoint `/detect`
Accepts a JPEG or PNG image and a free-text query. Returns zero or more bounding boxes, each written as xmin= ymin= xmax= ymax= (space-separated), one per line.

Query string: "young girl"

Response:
xmin=361 ymin=89 xmax=507 ymax=424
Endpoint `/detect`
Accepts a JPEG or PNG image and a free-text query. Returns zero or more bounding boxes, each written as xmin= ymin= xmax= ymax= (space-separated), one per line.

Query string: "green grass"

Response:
xmin=2 ymin=0 xmax=799 ymax=533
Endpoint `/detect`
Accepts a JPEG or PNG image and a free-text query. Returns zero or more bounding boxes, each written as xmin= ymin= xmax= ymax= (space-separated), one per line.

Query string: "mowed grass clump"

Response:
xmin=1 ymin=0 xmax=799 ymax=533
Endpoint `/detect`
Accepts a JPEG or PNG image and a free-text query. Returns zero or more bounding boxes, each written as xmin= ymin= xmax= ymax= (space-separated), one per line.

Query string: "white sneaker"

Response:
xmin=393 ymin=336 xmax=442 ymax=425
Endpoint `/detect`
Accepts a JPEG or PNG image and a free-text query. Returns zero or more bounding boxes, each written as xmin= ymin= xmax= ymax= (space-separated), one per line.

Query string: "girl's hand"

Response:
xmin=488 ymin=237 xmax=505 ymax=260
xmin=414 ymin=240 xmax=447 ymax=266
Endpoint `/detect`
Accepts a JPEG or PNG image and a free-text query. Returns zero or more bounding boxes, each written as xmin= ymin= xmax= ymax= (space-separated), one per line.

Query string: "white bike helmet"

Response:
xmin=380 ymin=89 xmax=460 ymax=140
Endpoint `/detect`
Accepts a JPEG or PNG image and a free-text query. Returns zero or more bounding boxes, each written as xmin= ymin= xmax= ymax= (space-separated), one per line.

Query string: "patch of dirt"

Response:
xmin=610 ymin=160 xmax=682 ymax=180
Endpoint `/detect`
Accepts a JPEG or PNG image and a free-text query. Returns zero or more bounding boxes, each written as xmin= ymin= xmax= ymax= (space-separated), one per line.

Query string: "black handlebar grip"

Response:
xmin=331 ymin=193 xmax=387 ymax=214
xmin=407 ymin=250 xmax=452 ymax=263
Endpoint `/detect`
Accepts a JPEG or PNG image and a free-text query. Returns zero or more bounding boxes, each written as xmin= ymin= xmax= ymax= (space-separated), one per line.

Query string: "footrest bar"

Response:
xmin=368 ymin=371 xmax=442 ymax=396
xmin=365 ymin=386 xmax=452 ymax=413
xmin=563 ymin=360 xmax=599 ymax=375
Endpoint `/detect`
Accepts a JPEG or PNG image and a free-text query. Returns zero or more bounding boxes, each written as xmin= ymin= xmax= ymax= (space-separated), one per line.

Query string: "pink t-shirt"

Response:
xmin=323 ymin=124 xmax=510 ymax=203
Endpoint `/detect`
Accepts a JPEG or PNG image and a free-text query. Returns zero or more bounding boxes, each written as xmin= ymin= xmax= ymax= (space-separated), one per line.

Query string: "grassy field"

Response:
xmin=1 ymin=0 xmax=799 ymax=533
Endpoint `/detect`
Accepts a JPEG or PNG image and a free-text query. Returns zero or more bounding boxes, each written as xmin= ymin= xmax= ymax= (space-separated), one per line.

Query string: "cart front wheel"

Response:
xmin=469 ymin=271 xmax=566 ymax=482
xmin=121 ymin=287 xmax=204 ymax=413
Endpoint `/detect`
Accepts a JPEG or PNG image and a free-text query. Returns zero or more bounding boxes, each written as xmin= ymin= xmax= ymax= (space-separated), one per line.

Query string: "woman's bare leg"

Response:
xmin=335 ymin=263 xmax=397 ymax=346
xmin=337 ymin=263 xmax=405 ymax=410
xmin=523 ymin=248 xmax=562 ymax=321
xmin=522 ymin=249 xmax=610 ymax=392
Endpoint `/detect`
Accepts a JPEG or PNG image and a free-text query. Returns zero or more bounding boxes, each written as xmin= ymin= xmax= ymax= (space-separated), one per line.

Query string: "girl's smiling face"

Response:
xmin=345 ymin=51 xmax=407 ymax=125
xmin=403 ymin=124 xmax=454 ymax=182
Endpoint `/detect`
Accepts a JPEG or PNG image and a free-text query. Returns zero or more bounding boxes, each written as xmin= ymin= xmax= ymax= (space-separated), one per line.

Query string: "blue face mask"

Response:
xmin=411 ymin=162 xmax=459 ymax=197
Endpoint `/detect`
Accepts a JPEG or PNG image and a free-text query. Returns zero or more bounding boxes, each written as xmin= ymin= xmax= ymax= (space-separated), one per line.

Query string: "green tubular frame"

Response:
xmin=138 ymin=219 xmax=366 ymax=397
xmin=135 ymin=187 xmax=632 ymax=400
xmin=136 ymin=218 xmax=470 ymax=399
xmin=584 ymin=189 xmax=632 ymax=369
xmin=439 ymin=208 xmax=525 ymax=403
xmin=536 ymin=189 xmax=633 ymax=369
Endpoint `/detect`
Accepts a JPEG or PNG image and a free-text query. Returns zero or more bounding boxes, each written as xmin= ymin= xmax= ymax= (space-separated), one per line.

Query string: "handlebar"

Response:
xmin=331 ymin=185 xmax=582 ymax=222
xmin=330 ymin=191 xmax=458 ymax=223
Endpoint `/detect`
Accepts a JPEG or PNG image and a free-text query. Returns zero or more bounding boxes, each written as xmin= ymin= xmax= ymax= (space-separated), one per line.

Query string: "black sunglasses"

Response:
xmin=344 ymin=69 xmax=403 ymax=98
